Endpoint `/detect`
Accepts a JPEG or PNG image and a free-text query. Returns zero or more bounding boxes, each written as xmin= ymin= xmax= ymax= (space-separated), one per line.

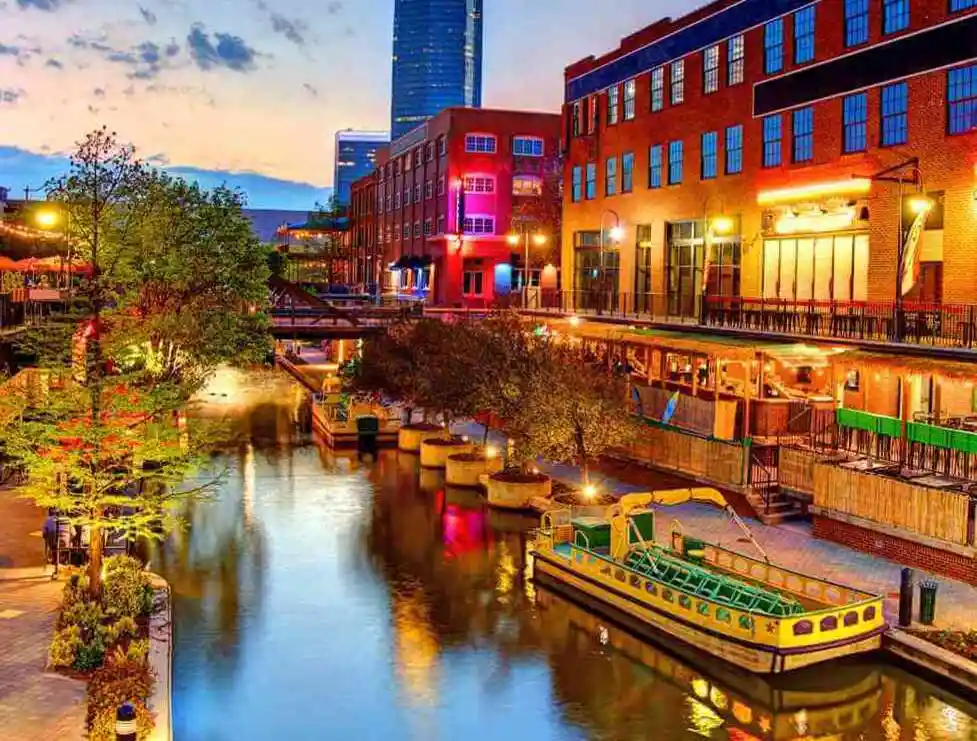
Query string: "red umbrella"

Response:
xmin=0 ymin=255 xmax=17 ymax=270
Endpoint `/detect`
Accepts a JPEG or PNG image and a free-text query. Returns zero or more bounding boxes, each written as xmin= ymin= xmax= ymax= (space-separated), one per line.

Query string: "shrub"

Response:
xmin=138 ymin=583 xmax=155 ymax=617
xmin=74 ymin=636 xmax=106 ymax=672
xmin=49 ymin=625 xmax=83 ymax=668
xmin=86 ymin=647 xmax=156 ymax=741
xmin=125 ymin=639 xmax=150 ymax=664
xmin=62 ymin=573 xmax=89 ymax=611
xmin=105 ymin=616 xmax=138 ymax=645
xmin=103 ymin=556 xmax=150 ymax=618
xmin=62 ymin=600 xmax=105 ymax=635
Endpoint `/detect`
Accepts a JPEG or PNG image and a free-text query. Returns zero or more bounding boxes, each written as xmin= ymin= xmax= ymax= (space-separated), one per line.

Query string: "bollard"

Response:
xmin=898 ymin=567 xmax=914 ymax=628
xmin=116 ymin=702 xmax=137 ymax=741
xmin=919 ymin=580 xmax=939 ymax=626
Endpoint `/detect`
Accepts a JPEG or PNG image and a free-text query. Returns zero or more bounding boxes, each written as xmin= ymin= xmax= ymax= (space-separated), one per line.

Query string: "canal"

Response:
xmin=156 ymin=368 xmax=977 ymax=740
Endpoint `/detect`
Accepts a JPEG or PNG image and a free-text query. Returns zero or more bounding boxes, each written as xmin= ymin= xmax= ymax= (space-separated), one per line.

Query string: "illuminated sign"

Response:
xmin=757 ymin=178 xmax=871 ymax=206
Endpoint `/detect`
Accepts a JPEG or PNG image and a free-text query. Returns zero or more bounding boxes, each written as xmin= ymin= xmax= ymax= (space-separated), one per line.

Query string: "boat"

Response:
xmin=531 ymin=488 xmax=886 ymax=674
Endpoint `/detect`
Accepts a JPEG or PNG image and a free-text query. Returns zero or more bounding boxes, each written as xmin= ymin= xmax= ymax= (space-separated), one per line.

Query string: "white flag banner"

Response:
xmin=901 ymin=210 xmax=927 ymax=297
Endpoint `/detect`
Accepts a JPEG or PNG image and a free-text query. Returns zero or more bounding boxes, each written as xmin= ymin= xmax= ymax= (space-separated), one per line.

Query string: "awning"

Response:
xmin=832 ymin=351 xmax=977 ymax=382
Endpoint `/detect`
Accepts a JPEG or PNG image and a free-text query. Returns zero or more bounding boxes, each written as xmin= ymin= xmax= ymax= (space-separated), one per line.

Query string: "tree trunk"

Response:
xmin=87 ymin=522 xmax=103 ymax=598
xmin=481 ymin=422 xmax=490 ymax=446
xmin=575 ymin=426 xmax=589 ymax=486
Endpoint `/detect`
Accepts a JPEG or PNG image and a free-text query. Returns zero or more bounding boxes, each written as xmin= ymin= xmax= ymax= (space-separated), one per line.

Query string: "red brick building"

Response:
xmin=561 ymin=0 xmax=977 ymax=320
xmin=348 ymin=171 xmax=379 ymax=287
xmin=350 ymin=107 xmax=563 ymax=307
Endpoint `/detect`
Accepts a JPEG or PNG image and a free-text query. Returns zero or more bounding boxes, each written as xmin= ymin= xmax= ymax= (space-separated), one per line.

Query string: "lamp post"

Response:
xmin=507 ymin=229 xmax=548 ymax=308
xmin=701 ymin=196 xmax=734 ymax=322
xmin=34 ymin=202 xmax=72 ymax=292
xmin=598 ymin=210 xmax=623 ymax=314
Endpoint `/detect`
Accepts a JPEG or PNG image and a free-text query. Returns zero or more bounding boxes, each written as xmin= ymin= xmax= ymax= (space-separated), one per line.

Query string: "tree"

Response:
xmin=5 ymin=128 xmax=271 ymax=597
xmin=511 ymin=153 xmax=563 ymax=267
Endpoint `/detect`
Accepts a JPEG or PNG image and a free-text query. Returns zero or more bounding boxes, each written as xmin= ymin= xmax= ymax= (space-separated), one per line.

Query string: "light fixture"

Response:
xmin=532 ymin=233 xmax=547 ymax=246
xmin=582 ymin=484 xmax=597 ymax=499
xmin=711 ymin=215 xmax=734 ymax=235
xmin=568 ymin=315 xmax=582 ymax=327
xmin=485 ymin=445 xmax=498 ymax=459
xmin=35 ymin=210 xmax=58 ymax=228
xmin=506 ymin=233 xmax=520 ymax=246
xmin=909 ymin=194 xmax=934 ymax=214
xmin=757 ymin=178 xmax=871 ymax=206
xmin=609 ymin=225 xmax=624 ymax=242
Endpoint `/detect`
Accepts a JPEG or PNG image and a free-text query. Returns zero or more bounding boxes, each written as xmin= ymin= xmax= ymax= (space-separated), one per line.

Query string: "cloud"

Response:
xmin=93 ymin=87 xmax=105 ymax=97
xmin=303 ymin=82 xmax=318 ymax=97
xmin=0 ymin=43 xmax=22 ymax=56
xmin=45 ymin=58 xmax=63 ymax=69
xmin=186 ymin=25 xmax=257 ymax=73
xmin=16 ymin=0 xmax=68 ymax=9
xmin=138 ymin=6 xmax=157 ymax=25
xmin=0 ymin=88 xmax=25 ymax=103
xmin=67 ymin=34 xmax=175 ymax=79
xmin=270 ymin=14 xmax=307 ymax=45
xmin=327 ymin=1 xmax=342 ymax=13
xmin=0 ymin=41 xmax=40 ymax=63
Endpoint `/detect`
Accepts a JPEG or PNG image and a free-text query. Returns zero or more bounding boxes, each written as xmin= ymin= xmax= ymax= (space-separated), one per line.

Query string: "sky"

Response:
xmin=0 ymin=0 xmax=696 ymax=209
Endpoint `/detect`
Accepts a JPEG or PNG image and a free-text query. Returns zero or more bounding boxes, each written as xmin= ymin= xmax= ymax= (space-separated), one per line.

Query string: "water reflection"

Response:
xmin=162 ymin=368 xmax=977 ymax=741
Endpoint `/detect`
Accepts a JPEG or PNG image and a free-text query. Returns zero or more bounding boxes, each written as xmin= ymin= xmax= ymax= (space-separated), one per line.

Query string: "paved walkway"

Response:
xmin=0 ymin=487 xmax=86 ymax=740
xmin=455 ymin=421 xmax=977 ymax=632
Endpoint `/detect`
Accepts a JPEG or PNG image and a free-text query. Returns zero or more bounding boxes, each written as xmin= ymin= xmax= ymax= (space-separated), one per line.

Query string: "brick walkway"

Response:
xmin=0 ymin=487 xmax=86 ymax=740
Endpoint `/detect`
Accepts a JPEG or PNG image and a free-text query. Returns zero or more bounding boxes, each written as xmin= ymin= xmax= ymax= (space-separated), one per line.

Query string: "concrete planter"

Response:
xmin=485 ymin=472 xmax=552 ymax=510
xmin=418 ymin=467 xmax=446 ymax=493
xmin=445 ymin=453 xmax=504 ymax=488
xmin=420 ymin=437 xmax=474 ymax=469
xmin=398 ymin=423 xmax=442 ymax=453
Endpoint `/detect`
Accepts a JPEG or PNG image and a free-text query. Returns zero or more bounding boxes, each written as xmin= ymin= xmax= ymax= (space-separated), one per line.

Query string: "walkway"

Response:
xmin=0 ymin=487 xmax=86 ymax=740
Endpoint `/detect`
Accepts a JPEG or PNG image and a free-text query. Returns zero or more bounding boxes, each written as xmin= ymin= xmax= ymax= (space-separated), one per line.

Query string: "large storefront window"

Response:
xmin=666 ymin=220 xmax=741 ymax=317
xmin=574 ymin=230 xmax=619 ymax=310
xmin=762 ymin=234 xmax=868 ymax=301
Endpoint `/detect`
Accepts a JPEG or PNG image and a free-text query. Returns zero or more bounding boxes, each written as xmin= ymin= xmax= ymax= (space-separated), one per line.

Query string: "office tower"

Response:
xmin=334 ymin=130 xmax=390 ymax=207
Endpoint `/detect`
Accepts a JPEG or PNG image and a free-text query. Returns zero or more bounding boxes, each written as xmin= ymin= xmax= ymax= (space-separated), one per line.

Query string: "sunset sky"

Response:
xmin=1 ymin=0 xmax=695 ymax=208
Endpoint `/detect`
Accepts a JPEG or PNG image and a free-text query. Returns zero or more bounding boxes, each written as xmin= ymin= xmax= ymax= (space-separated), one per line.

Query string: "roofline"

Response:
xmin=335 ymin=130 xmax=390 ymax=143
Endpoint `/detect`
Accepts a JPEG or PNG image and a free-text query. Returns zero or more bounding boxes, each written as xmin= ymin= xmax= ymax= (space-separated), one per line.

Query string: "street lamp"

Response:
xmin=508 ymin=229 xmax=547 ymax=307
xmin=35 ymin=209 xmax=59 ymax=229
xmin=598 ymin=210 xmax=622 ymax=312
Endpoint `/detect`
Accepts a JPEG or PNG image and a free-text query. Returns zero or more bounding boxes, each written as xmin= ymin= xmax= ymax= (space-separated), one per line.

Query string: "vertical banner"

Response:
xmin=901 ymin=210 xmax=927 ymax=296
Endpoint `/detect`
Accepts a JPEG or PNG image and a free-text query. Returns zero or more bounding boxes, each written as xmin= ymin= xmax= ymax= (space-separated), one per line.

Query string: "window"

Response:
xmin=622 ymin=152 xmax=635 ymax=193
xmin=403 ymin=187 xmax=411 ymax=205
xmin=668 ymin=140 xmax=683 ymax=185
xmin=463 ymin=270 xmax=483 ymax=296
xmin=794 ymin=6 xmax=815 ymax=64
xmin=423 ymin=219 xmax=433 ymax=237
xmin=413 ymin=183 xmax=421 ymax=202
xmin=512 ymin=136 xmax=544 ymax=156
xmin=402 ymin=222 xmax=410 ymax=238
xmin=404 ymin=153 xmax=411 ymax=171
xmin=701 ymin=131 xmax=718 ymax=179
xmin=763 ymin=114 xmax=782 ymax=167
xmin=703 ymin=45 xmax=719 ymax=94
xmin=649 ymin=145 xmax=663 ymax=188
xmin=764 ymin=18 xmax=784 ymax=74
xmin=394 ymin=191 xmax=401 ymax=209
xmin=793 ymin=107 xmax=814 ymax=162
xmin=586 ymin=162 xmax=597 ymax=199
xmin=623 ymin=78 xmax=636 ymax=120
xmin=465 ymin=134 xmax=497 ymax=153
xmin=463 ymin=216 xmax=495 ymax=235
xmin=881 ymin=82 xmax=908 ymax=145
xmin=512 ymin=175 xmax=543 ymax=196
xmin=425 ymin=180 xmax=433 ymax=199
xmin=437 ymin=175 xmax=446 ymax=196
xmin=437 ymin=214 xmax=445 ymax=234
xmin=571 ymin=101 xmax=582 ymax=137
xmin=651 ymin=66 xmax=665 ymax=111
xmin=845 ymin=0 xmax=869 ymax=46
xmin=589 ymin=94 xmax=598 ymax=133
xmin=608 ymin=85 xmax=620 ymax=124
xmin=670 ymin=60 xmax=685 ymax=104
xmin=413 ymin=221 xmax=421 ymax=238
xmin=883 ymin=0 xmax=909 ymax=34
xmin=571 ymin=166 xmax=583 ymax=202
xmin=725 ymin=125 xmax=743 ymax=174
xmin=386 ymin=194 xmax=392 ymax=211
xmin=951 ymin=0 xmax=977 ymax=9
xmin=948 ymin=64 xmax=977 ymax=134
xmin=605 ymin=156 xmax=618 ymax=196
xmin=727 ymin=35 xmax=744 ymax=85
xmin=843 ymin=92 xmax=868 ymax=152
xmin=438 ymin=136 xmax=447 ymax=155
xmin=464 ymin=175 xmax=495 ymax=193
xmin=425 ymin=143 xmax=434 ymax=162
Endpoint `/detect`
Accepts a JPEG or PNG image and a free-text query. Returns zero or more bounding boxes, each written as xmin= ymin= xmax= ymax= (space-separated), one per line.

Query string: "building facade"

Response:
xmin=348 ymin=171 xmax=380 ymax=287
xmin=390 ymin=0 xmax=484 ymax=140
xmin=334 ymin=130 xmax=390 ymax=207
xmin=561 ymin=0 xmax=977 ymax=321
xmin=350 ymin=107 xmax=563 ymax=307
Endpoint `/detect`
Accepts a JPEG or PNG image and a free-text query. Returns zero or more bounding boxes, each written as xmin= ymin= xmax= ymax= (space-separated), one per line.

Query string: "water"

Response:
xmin=157 ymin=368 xmax=977 ymax=741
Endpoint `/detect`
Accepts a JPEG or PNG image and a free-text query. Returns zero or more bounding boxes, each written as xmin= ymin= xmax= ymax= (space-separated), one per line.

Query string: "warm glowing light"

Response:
xmin=757 ymin=178 xmax=871 ymax=206
xmin=909 ymin=195 xmax=934 ymax=214
xmin=507 ymin=233 xmax=520 ymax=246
xmin=711 ymin=215 xmax=734 ymax=235
xmin=450 ymin=177 xmax=463 ymax=189
xmin=532 ymin=233 xmax=548 ymax=246
xmin=582 ymin=484 xmax=597 ymax=499
xmin=35 ymin=210 xmax=59 ymax=228
xmin=692 ymin=678 xmax=710 ymax=699
xmin=774 ymin=209 xmax=855 ymax=234
xmin=608 ymin=225 xmax=624 ymax=242
xmin=485 ymin=445 xmax=498 ymax=459
xmin=461 ymin=435 xmax=469 ymax=442
xmin=568 ymin=315 xmax=582 ymax=327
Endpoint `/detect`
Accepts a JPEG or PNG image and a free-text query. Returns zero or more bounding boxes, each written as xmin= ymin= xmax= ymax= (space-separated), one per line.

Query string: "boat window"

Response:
xmin=750 ymin=564 xmax=767 ymax=580
xmin=844 ymin=611 xmax=859 ymax=627
xmin=805 ymin=582 xmax=823 ymax=598
xmin=768 ymin=569 xmax=784 ymax=586
xmin=645 ymin=581 xmax=657 ymax=596
xmin=614 ymin=569 xmax=626 ymax=582
xmin=679 ymin=595 xmax=692 ymax=610
xmin=734 ymin=558 xmax=749 ymax=573
xmin=716 ymin=608 xmax=731 ymax=623
xmin=787 ymin=575 xmax=804 ymax=592
xmin=826 ymin=587 xmax=843 ymax=604
xmin=629 ymin=574 xmax=641 ymax=589
xmin=738 ymin=615 xmax=754 ymax=631
xmin=863 ymin=606 xmax=877 ymax=621
xmin=663 ymin=589 xmax=674 ymax=603
xmin=819 ymin=615 xmax=839 ymax=631
xmin=793 ymin=620 xmax=814 ymax=636
xmin=600 ymin=564 xmax=611 ymax=576
xmin=718 ymin=553 xmax=733 ymax=568
xmin=697 ymin=602 xmax=710 ymax=617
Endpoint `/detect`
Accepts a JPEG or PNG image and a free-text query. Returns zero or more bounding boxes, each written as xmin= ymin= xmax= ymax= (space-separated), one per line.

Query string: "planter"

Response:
xmin=398 ymin=423 xmax=443 ymax=453
xmin=418 ymin=467 xmax=445 ymax=493
xmin=445 ymin=452 xmax=504 ymax=488
xmin=485 ymin=471 xmax=552 ymax=510
xmin=420 ymin=436 xmax=474 ymax=469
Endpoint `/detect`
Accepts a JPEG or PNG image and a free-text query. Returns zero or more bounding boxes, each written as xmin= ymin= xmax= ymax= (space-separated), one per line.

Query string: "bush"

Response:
xmin=103 ymin=556 xmax=150 ymax=618
xmin=86 ymin=647 xmax=156 ymax=741
xmin=105 ymin=616 xmax=138 ymax=645
xmin=138 ymin=583 xmax=155 ymax=617
xmin=74 ymin=636 xmax=106 ymax=672
xmin=49 ymin=625 xmax=83 ymax=668
xmin=62 ymin=573 xmax=89 ymax=611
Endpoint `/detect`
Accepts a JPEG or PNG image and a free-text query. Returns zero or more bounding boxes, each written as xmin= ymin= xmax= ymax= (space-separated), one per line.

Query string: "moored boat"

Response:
xmin=531 ymin=488 xmax=886 ymax=674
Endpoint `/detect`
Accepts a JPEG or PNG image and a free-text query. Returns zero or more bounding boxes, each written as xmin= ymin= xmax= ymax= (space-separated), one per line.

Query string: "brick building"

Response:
xmin=348 ymin=171 xmax=379 ymax=287
xmin=350 ymin=107 xmax=563 ymax=307
xmin=561 ymin=0 xmax=977 ymax=319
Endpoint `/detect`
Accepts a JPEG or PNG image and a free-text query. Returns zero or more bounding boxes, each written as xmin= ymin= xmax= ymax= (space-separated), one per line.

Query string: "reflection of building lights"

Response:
xmin=709 ymin=686 xmax=728 ymax=710
xmin=757 ymin=178 xmax=871 ymax=205
xmin=731 ymin=701 xmax=753 ymax=725
xmin=687 ymin=697 xmax=724 ymax=735
xmin=691 ymin=678 xmax=710 ymax=699
xmin=485 ymin=445 xmax=498 ymax=459
xmin=568 ymin=316 xmax=582 ymax=327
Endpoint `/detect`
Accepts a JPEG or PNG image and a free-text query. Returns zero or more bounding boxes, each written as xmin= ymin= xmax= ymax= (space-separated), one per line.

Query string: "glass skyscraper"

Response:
xmin=333 ymin=130 xmax=390 ymax=207
xmin=390 ymin=0 xmax=483 ymax=140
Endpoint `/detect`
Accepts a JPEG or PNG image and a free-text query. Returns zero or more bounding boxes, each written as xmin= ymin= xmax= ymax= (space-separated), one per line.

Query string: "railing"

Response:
xmin=514 ymin=290 xmax=977 ymax=349
xmin=749 ymin=445 xmax=780 ymax=514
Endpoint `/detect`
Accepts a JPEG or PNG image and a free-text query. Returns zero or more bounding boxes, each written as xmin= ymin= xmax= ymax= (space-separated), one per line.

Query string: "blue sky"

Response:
xmin=1 ymin=0 xmax=696 ymax=209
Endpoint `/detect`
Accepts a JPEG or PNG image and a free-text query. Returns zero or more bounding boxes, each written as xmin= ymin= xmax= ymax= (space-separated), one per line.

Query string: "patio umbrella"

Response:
xmin=0 ymin=255 xmax=18 ymax=271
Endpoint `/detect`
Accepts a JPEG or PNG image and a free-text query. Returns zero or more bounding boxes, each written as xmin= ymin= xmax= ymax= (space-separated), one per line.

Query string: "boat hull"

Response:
xmin=532 ymin=551 xmax=883 ymax=675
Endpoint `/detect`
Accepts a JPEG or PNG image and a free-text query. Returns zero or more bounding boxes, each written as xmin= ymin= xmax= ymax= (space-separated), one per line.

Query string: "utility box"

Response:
xmin=573 ymin=517 xmax=611 ymax=550
xmin=628 ymin=510 xmax=656 ymax=545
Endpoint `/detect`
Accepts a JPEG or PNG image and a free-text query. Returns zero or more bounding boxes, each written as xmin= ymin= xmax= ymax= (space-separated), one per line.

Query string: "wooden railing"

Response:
xmin=624 ymin=420 xmax=748 ymax=489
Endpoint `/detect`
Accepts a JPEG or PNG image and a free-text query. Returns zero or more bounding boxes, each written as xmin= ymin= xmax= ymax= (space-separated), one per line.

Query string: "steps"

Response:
xmin=746 ymin=484 xmax=805 ymax=525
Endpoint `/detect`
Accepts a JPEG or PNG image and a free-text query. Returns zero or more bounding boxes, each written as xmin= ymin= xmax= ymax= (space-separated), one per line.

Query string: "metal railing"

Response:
xmin=513 ymin=290 xmax=977 ymax=349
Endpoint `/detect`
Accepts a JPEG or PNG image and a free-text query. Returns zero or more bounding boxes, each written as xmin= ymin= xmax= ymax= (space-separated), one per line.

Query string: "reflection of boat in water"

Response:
xmin=536 ymin=587 xmax=883 ymax=740
xmin=533 ymin=488 xmax=885 ymax=674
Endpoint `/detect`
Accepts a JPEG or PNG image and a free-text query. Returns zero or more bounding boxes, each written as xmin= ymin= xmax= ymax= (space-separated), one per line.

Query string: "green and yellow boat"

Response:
xmin=531 ymin=488 xmax=886 ymax=674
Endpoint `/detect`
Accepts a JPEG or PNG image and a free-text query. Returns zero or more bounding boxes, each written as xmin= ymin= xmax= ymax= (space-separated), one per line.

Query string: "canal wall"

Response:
xmin=148 ymin=574 xmax=172 ymax=741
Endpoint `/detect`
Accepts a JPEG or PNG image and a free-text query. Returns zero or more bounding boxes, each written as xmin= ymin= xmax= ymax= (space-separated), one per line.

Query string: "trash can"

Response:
xmin=918 ymin=579 xmax=939 ymax=626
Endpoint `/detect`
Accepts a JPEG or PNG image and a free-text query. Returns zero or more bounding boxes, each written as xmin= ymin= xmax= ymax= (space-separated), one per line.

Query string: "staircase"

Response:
xmin=747 ymin=445 xmax=805 ymax=526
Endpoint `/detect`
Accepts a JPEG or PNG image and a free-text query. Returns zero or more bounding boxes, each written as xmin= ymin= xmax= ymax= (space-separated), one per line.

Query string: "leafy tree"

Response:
xmin=4 ymin=128 xmax=271 ymax=597
xmin=510 ymin=153 xmax=563 ymax=267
